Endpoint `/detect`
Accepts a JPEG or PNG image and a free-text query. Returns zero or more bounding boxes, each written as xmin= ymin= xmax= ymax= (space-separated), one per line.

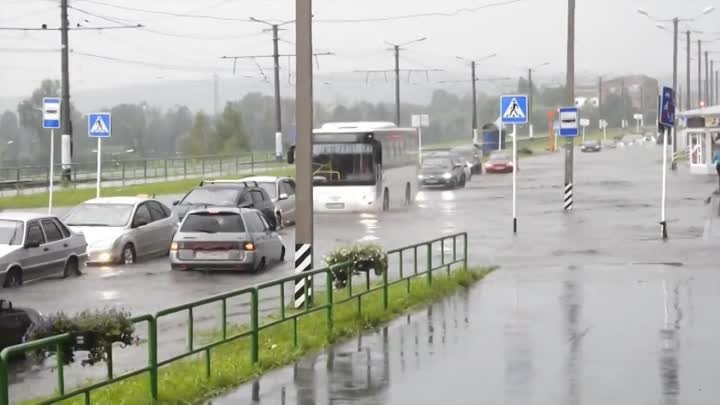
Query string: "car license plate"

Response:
xmin=326 ymin=202 xmax=345 ymax=209
xmin=425 ymin=178 xmax=438 ymax=184
xmin=195 ymin=251 xmax=229 ymax=260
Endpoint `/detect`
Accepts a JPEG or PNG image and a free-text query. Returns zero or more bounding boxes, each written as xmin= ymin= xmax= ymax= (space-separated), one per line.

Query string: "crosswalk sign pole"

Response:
xmin=96 ymin=138 xmax=102 ymax=198
xmin=48 ymin=129 xmax=55 ymax=214
xmin=512 ymin=123 xmax=518 ymax=234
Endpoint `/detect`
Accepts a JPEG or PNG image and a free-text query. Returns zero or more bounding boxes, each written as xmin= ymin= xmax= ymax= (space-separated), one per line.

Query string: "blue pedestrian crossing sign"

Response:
xmin=88 ymin=113 xmax=111 ymax=138
xmin=42 ymin=97 xmax=61 ymax=129
xmin=500 ymin=95 xmax=528 ymax=125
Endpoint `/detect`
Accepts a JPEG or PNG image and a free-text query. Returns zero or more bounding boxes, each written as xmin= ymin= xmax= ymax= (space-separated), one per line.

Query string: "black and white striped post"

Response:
xmin=564 ymin=182 xmax=573 ymax=211
xmin=294 ymin=0 xmax=315 ymax=309
xmin=294 ymin=244 xmax=313 ymax=307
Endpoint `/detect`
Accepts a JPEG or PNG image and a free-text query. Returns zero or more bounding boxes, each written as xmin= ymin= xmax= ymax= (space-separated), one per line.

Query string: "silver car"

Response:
xmin=64 ymin=197 xmax=178 ymax=265
xmin=170 ymin=207 xmax=285 ymax=272
xmin=0 ymin=213 xmax=87 ymax=288
xmin=239 ymin=176 xmax=296 ymax=227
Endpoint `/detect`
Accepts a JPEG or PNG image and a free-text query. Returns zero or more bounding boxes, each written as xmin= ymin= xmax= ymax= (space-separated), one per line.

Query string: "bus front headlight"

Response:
xmin=442 ymin=173 xmax=452 ymax=179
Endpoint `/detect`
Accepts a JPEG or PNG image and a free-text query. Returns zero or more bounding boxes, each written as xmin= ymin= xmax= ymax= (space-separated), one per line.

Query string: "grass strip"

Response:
xmin=0 ymin=167 xmax=294 ymax=210
xmin=20 ymin=266 xmax=493 ymax=405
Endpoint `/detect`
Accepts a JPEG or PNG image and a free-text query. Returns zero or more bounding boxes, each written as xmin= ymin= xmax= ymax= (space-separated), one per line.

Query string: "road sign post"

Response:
xmin=599 ymin=119 xmax=608 ymax=140
xmin=659 ymin=86 xmax=674 ymax=240
xmin=88 ymin=113 xmax=112 ymax=198
xmin=559 ymin=106 xmax=579 ymax=211
xmin=580 ymin=118 xmax=590 ymax=142
xmin=500 ymin=95 xmax=528 ymax=234
xmin=43 ymin=97 xmax=61 ymax=214
xmin=633 ymin=113 xmax=643 ymax=134
xmin=412 ymin=114 xmax=430 ymax=164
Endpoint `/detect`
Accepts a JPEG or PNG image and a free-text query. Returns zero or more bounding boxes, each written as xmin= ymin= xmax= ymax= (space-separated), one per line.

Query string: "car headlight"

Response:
xmin=442 ymin=173 xmax=452 ymax=179
xmin=418 ymin=175 xmax=424 ymax=180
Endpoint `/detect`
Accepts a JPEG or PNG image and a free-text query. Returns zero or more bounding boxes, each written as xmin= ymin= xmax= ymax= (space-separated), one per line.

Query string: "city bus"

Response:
xmin=288 ymin=122 xmax=420 ymax=212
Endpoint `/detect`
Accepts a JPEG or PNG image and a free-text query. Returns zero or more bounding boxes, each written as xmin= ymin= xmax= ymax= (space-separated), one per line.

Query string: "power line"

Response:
xmin=73 ymin=0 xmax=256 ymax=22
xmin=72 ymin=50 xmax=233 ymax=73
xmin=0 ymin=24 xmax=142 ymax=31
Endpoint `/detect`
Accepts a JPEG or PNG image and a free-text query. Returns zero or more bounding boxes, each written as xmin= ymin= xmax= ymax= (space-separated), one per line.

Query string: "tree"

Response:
xmin=183 ymin=111 xmax=214 ymax=155
xmin=215 ymin=102 xmax=250 ymax=153
xmin=0 ymin=110 xmax=19 ymax=163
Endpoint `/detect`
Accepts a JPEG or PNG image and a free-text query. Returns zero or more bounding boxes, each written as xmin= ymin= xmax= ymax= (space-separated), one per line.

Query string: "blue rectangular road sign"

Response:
xmin=42 ymin=97 xmax=61 ymax=129
xmin=88 ymin=113 xmax=112 ymax=138
xmin=558 ymin=107 xmax=579 ymax=137
xmin=500 ymin=95 xmax=529 ymax=125
xmin=659 ymin=86 xmax=674 ymax=127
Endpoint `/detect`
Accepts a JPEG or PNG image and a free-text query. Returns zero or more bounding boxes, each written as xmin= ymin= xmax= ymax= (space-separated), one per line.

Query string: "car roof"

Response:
xmin=239 ymin=176 xmax=288 ymax=183
xmin=184 ymin=207 xmax=258 ymax=216
xmin=0 ymin=212 xmax=54 ymax=222
xmin=81 ymin=196 xmax=147 ymax=205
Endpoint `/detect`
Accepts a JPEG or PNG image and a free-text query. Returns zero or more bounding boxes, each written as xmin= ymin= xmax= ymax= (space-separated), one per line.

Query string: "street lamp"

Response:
xmin=385 ymin=37 xmax=427 ymax=125
xmin=637 ymin=5 xmax=715 ymax=170
xmin=456 ymin=53 xmax=498 ymax=144
xmin=527 ymin=62 xmax=550 ymax=137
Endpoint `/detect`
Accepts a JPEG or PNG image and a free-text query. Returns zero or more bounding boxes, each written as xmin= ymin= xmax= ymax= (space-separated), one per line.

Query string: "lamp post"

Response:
xmin=527 ymin=62 xmax=550 ymax=138
xmin=456 ymin=53 xmax=498 ymax=144
xmin=385 ymin=37 xmax=427 ymax=126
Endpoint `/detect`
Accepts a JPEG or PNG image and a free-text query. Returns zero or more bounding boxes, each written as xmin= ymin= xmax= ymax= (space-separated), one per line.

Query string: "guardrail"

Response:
xmin=0 ymin=232 xmax=468 ymax=405
xmin=0 ymin=152 xmax=283 ymax=194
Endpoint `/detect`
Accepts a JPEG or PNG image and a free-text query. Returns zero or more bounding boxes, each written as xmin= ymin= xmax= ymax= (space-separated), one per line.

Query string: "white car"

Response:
xmin=65 ymin=197 xmax=178 ymax=265
xmin=237 ymin=176 xmax=296 ymax=228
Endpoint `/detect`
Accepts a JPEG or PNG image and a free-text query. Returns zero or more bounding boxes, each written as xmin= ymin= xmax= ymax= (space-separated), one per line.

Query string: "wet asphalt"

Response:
xmin=206 ymin=143 xmax=720 ymax=405
xmin=7 ymin=142 xmax=720 ymax=403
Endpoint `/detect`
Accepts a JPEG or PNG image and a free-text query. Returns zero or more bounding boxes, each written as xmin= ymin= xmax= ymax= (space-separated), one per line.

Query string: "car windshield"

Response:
xmin=65 ymin=204 xmax=134 ymax=227
xmin=256 ymin=182 xmax=277 ymax=199
xmin=181 ymin=212 xmax=246 ymax=233
xmin=584 ymin=141 xmax=599 ymax=146
xmin=181 ymin=188 xmax=240 ymax=206
xmin=422 ymin=158 xmax=450 ymax=169
xmin=0 ymin=220 xmax=24 ymax=245
xmin=490 ymin=153 xmax=510 ymax=161
xmin=312 ymin=143 xmax=376 ymax=186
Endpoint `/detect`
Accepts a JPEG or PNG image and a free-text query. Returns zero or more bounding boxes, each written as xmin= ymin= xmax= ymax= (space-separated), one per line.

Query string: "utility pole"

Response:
xmin=60 ymin=0 xmax=72 ymax=181
xmin=671 ymin=17 xmax=678 ymax=170
xmin=698 ymin=40 xmax=702 ymax=106
xmin=716 ymin=70 xmax=719 ymax=105
xmin=598 ymin=76 xmax=603 ymax=111
xmin=472 ymin=61 xmax=478 ymax=143
xmin=686 ymin=30 xmax=691 ymax=110
xmin=272 ymin=24 xmax=282 ymax=158
xmin=711 ymin=60 xmax=715 ymax=105
xmin=294 ymin=0 xmax=313 ymax=309
xmin=394 ymin=45 xmax=400 ymax=126
xmin=621 ymin=79 xmax=626 ymax=127
xmin=705 ymin=50 xmax=710 ymax=106
xmin=564 ymin=0 xmax=575 ymax=212
xmin=527 ymin=62 xmax=549 ymax=137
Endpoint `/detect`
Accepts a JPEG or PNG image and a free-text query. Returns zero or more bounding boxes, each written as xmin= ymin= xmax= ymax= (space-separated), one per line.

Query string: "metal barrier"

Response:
xmin=0 ymin=232 xmax=468 ymax=405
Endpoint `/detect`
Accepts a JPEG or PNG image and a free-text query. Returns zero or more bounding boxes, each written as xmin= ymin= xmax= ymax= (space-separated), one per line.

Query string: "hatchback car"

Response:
xmin=0 ymin=213 xmax=87 ymax=288
xmin=65 ymin=197 xmax=177 ymax=265
xmin=173 ymin=181 xmax=278 ymax=230
xmin=238 ymin=176 xmax=296 ymax=228
xmin=581 ymin=140 xmax=602 ymax=152
xmin=0 ymin=300 xmax=43 ymax=351
xmin=418 ymin=156 xmax=466 ymax=188
xmin=170 ymin=207 xmax=285 ymax=272
xmin=484 ymin=152 xmax=515 ymax=173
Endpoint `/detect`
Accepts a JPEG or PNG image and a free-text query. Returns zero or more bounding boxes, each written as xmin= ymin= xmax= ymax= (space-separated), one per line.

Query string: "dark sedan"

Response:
xmin=581 ymin=140 xmax=602 ymax=152
xmin=417 ymin=157 xmax=466 ymax=188
xmin=0 ymin=300 xmax=42 ymax=352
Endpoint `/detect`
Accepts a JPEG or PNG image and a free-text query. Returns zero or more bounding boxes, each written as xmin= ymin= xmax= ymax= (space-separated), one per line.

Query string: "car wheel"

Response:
xmin=254 ymin=258 xmax=266 ymax=273
xmin=3 ymin=267 xmax=22 ymax=288
xmin=280 ymin=246 xmax=286 ymax=262
xmin=460 ymin=175 xmax=466 ymax=187
xmin=122 ymin=244 xmax=136 ymax=265
xmin=404 ymin=183 xmax=412 ymax=206
xmin=63 ymin=257 xmax=81 ymax=278
xmin=382 ymin=189 xmax=390 ymax=211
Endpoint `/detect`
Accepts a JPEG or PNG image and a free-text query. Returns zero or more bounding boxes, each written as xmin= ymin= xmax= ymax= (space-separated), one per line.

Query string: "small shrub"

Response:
xmin=27 ymin=308 xmax=139 ymax=366
xmin=324 ymin=243 xmax=388 ymax=288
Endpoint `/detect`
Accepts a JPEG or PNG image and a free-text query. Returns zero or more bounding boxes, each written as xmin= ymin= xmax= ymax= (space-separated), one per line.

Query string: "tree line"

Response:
xmin=0 ymin=78 xmax=654 ymax=166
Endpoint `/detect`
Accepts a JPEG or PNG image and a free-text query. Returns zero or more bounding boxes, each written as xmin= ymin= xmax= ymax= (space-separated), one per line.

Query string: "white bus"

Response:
xmin=289 ymin=122 xmax=420 ymax=212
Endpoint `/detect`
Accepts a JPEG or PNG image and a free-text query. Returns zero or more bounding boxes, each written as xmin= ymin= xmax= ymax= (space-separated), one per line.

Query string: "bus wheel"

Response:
xmin=404 ymin=183 xmax=411 ymax=205
xmin=383 ymin=189 xmax=390 ymax=211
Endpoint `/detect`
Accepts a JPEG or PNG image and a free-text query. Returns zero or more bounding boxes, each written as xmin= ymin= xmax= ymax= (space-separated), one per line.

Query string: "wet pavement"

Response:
xmin=7 ymin=143 xmax=720 ymax=402
xmin=205 ymin=144 xmax=720 ymax=405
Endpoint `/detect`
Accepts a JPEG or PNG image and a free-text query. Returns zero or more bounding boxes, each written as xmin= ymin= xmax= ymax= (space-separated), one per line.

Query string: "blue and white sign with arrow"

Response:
xmin=88 ymin=113 xmax=112 ymax=138
xmin=659 ymin=86 xmax=674 ymax=127
xmin=500 ymin=95 xmax=528 ymax=125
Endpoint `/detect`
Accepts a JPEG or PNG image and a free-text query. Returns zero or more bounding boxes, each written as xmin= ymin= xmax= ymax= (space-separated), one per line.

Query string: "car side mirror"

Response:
xmin=24 ymin=240 xmax=41 ymax=249
xmin=278 ymin=193 xmax=289 ymax=201
xmin=172 ymin=200 xmax=180 ymax=206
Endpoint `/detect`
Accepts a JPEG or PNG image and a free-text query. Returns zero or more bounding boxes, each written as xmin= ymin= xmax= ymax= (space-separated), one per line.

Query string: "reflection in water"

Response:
xmin=504 ymin=282 xmax=533 ymax=404
xmin=659 ymin=280 xmax=681 ymax=405
xmin=563 ymin=279 xmax=584 ymax=405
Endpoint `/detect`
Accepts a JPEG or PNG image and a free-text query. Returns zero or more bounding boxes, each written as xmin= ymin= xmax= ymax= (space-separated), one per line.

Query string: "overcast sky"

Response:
xmin=1 ymin=0 xmax=719 ymax=99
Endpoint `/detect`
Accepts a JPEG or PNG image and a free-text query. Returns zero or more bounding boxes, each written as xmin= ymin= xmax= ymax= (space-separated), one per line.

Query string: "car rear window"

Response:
xmin=180 ymin=188 xmax=241 ymax=206
xmin=180 ymin=212 xmax=246 ymax=233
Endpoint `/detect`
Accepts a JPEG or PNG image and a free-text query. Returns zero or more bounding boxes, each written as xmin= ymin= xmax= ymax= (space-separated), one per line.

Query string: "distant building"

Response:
xmin=601 ymin=75 xmax=659 ymax=110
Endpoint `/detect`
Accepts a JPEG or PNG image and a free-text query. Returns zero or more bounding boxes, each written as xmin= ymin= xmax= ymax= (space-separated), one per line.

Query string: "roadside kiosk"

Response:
xmin=678 ymin=106 xmax=720 ymax=175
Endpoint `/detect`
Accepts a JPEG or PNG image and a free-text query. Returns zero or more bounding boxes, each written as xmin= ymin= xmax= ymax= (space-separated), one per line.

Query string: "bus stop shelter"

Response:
xmin=678 ymin=106 xmax=720 ymax=175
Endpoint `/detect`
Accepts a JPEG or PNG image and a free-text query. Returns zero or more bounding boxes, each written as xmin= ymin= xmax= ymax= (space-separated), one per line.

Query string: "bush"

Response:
xmin=324 ymin=243 xmax=388 ymax=288
xmin=26 ymin=308 xmax=139 ymax=366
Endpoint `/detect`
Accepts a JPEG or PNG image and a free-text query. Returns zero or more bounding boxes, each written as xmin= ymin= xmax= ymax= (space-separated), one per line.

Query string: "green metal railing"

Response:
xmin=0 ymin=232 xmax=468 ymax=405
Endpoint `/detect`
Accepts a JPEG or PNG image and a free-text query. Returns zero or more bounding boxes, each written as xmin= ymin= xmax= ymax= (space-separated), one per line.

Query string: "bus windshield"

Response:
xmin=312 ymin=143 xmax=376 ymax=186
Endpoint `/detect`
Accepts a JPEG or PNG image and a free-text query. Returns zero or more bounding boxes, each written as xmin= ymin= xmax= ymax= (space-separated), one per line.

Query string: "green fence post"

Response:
xmin=383 ymin=257 xmax=389 ymax=310
xmin=56 ymin=343 xmax=65 ymax=396
xmin=148 ymin=316 xmax=158 ymax=402
xmin=326 ymin=269 xmax=334 ymax=333
xmin=106 ymin=344 xmax=113 ymax=379
xmin=427 ymin=242 xmax=433 ymax=286
xmin=463 ymin=233 xmax=468 ymax=269
xmin=0 ymin=356 xmax=9 ymax=405
xmin=250 ymin=289 xmax=259 ymax=364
